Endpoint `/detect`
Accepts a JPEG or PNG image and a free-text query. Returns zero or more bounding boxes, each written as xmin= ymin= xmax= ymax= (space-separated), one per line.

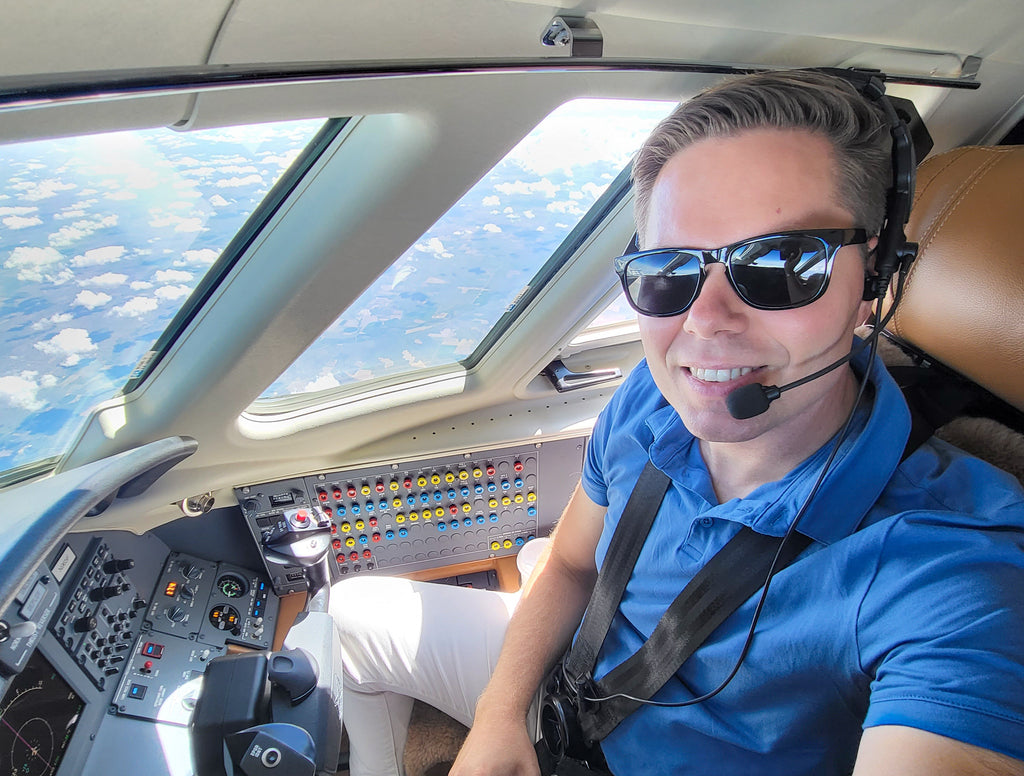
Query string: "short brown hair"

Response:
xmin=632 ymin=70 xmax=892 ymax=248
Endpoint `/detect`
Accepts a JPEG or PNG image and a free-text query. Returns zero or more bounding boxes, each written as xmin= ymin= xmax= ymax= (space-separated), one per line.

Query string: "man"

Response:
xmin=333 ymin=70 xmax=1024 ymax=775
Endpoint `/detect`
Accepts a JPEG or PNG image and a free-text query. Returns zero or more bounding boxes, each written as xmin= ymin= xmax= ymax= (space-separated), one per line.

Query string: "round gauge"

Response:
xmin=216 ymin=573 xmax=247 ymax=599
xmin=209 ymin=604 xmax=241 ymax=635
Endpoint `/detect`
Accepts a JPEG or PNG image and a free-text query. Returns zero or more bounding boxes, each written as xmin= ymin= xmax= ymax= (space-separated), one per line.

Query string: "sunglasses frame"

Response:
xmin=613 ymin=228 xmax=869 ymax=317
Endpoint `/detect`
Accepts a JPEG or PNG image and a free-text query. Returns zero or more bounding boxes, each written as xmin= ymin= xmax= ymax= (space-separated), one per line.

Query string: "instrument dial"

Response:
xmin=216 ymin=574 xmax=247 ymax=599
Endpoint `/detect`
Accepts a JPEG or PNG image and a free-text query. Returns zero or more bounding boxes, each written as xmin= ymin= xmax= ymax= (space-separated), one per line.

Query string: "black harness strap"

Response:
xmin=580 ymin=527 xmax=810 ymax=742
xmin=563 ymin=460 xmax=670 ymax=683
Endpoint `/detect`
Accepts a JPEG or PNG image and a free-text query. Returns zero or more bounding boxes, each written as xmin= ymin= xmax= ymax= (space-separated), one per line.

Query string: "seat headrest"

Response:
xmin=886 ymin=145 xmax=1024 ymax=413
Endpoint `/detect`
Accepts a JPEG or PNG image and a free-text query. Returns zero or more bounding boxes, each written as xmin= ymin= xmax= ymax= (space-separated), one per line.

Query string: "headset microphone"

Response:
xmin=725 ymin=348 xmax=862 ymax=420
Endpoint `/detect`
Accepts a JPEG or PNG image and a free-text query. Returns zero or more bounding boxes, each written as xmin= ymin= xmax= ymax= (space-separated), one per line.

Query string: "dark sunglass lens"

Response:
xmin=624 ymin=251 xmax=702 ymax=315
xmin=729 ymin=236 xmax=830 ymax=308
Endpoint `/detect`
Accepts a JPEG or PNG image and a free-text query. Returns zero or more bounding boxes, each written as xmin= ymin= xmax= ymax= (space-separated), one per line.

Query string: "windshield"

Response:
xmin=0 ymin=118 xmax=326 ymax=477
xmin=259 ymin=98 xmax=674 ymax=402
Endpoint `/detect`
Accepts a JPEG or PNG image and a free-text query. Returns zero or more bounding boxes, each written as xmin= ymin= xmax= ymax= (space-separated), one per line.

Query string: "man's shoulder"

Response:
xmin=889 ymin=433 xmax=1024 ymax=524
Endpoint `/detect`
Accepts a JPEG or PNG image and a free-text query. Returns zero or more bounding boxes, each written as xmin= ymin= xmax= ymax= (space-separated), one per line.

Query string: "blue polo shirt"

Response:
xmin=581 ymin=346 xmax=1024 ymax=774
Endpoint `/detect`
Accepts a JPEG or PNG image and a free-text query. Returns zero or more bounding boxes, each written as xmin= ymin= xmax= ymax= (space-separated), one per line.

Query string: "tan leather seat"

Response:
xmin=887 ymin=145 xmax=1024 ymax=413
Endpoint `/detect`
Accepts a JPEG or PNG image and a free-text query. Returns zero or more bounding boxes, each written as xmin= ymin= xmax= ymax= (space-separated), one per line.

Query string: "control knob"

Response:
xmin=165 ymin=606 xmax=187 ymax=623
xmin=103 ymin=558 xmax=135 ymax=574
xmin=180 ymin=562 xmax=200 ymax=579
xmin=90 ymin=585 xmax=123 ymax=602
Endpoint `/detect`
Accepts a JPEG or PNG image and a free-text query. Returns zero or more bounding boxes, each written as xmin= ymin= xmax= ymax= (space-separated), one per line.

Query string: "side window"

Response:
xmin=0 ymin=119 xmax=327 ymax=477
xmin=259 ymin=99 xmax=673 ymax=403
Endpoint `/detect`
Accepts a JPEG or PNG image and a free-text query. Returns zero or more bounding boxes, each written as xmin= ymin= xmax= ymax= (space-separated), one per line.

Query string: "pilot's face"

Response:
xmin=638 ymin=128 xmax=873 ymax=445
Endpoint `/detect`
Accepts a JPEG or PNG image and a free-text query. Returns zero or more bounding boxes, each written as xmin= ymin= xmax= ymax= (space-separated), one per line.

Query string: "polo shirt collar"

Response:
xmin=646 ymin=340 xmax=912 ymax=545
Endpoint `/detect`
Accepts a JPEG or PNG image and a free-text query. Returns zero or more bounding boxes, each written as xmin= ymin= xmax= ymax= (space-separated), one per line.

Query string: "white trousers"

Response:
xmin=330 ymin=575 xmax=532 ymax=776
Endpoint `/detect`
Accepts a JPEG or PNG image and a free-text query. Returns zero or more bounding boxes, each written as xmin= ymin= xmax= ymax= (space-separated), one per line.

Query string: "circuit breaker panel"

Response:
xmin=236 ymin=437 xmax=586 ymax=595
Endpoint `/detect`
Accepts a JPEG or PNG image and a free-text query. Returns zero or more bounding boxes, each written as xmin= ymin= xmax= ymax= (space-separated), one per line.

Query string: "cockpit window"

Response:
xmin=0 ymin=118 xmax=328 ymax=479
xmin=569 ymin=290 xmax=639 ymax=346
xmin=258 ymin=99 xmax=673 ymax=402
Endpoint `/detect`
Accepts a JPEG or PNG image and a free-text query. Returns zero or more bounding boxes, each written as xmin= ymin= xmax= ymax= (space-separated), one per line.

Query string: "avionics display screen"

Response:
xmin=0 ymin=650 xmax=84 ymax=776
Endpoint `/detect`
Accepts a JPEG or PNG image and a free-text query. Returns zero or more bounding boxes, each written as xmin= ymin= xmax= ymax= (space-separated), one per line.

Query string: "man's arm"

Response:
xmin=450 ymin=482 xmax=607 ymax=776
xmin=854 ymin=726 xmax=1024 ymax=776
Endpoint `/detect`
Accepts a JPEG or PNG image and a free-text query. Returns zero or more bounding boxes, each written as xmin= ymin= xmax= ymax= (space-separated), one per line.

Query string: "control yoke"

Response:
xmin=191 ymin=507 xmax=344 ymax=775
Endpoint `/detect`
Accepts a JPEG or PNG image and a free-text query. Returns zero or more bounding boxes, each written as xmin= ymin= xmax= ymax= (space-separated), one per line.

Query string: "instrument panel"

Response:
xmin=0 ymin=529 xmax=280 ymax=776
xmin=0 ymin=437 xmax=586 ymax=775
xmin=238 ymin=437 xmax=586 ymax=595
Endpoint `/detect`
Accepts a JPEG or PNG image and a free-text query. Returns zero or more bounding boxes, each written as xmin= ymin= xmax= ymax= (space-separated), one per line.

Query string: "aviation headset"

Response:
xmin=824 ymin=67 xmax=926 ymax=302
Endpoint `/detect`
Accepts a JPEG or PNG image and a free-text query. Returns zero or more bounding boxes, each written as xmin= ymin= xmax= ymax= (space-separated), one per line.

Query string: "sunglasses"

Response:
xmin=613 ymin=228 xmax=868 ymax=317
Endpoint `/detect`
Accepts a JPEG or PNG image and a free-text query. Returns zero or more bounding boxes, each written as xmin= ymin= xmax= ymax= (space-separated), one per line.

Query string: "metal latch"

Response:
xmin=540 ymin=16 xmax=603 ymax=58
xmin=543 ymin=359 xmax=621 ymax=393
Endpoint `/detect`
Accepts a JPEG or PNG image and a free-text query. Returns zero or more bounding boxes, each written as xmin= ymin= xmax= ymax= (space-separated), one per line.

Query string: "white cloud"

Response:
xmin=402 ymin=350 xmax=428 ymax=369
xmin=494 ymin=178 xmax=559 ymax=198
xmin=547 ymin=200 xmax=584 ymax=216
xmin=14 ymin=178 xmax=76 ymax=201
xmin=49 ymin=215 xmax=118 ymax=248
xmin=390 ymin=265 xmax=417 ymax=288
xmin=148 ymin=214 xmax=178 ymax=228
xmin=176 ymin=248 xmax=219 ymax=267
xmin=54 ymin=209 xmax=86 ymax=220
xmin=302 ymin=370 xmax=341 ymax=392
xmin=428 ymin=326 xmax=476 ymax=356
xmin=32 ymin=313 xmax=73 ymax=330
xmin=581 ymin=182 xmax=607 ymax=200
xmin=4 ymin=246 xmax=64 ymax=282
xmin=174 ymin=218 xmax=204 ymax=233
xmin=260 ymin=152 xmax=300 ymax=167
xmin=34 ymin=328 xmax=97 ymax=367
xmin=218 ymin=165 xmax=259 ymax=175
xmin=0 ymin=371 xmax=57 ymax=412
xmin=154 ymin=269 xmax=193 ymax=283
xmin=209 ymin=194 xmax=229 ymax=207
xmin=75 ymin=290 xmax=112 ymax=309
xmin=148 ymin=213 xmax=205 ymax=232
xmin=3 ymin=215 xmax=43 ymax=229
xmin=414 ymin=237 xmax=452 ymax=259
xmin=104 ymin=190 xmax=138 ymax=201
xmin=131 ymin=281 xmax=154 ymax=290
xmin=216 ymin=174 xmax=264 ymax=189
xmin=154 ymin=284 xmax=191 ymax=302
xmin=71 ymin=245 xmax=125 ymax=267
xmin=569 ymin=190 xmax=584 ymax=200
xmin=0 ymin=206 xmax=38 ymax=217
xmin=112 ymin=296 xmax=159 ymax=317
xmin=482 ymin=195 xmax=500 ymax=207
xmin=81 ymin=272 xmax=128 ymax=287
xmin=482 ymin=223 xmax=502 ymax=233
